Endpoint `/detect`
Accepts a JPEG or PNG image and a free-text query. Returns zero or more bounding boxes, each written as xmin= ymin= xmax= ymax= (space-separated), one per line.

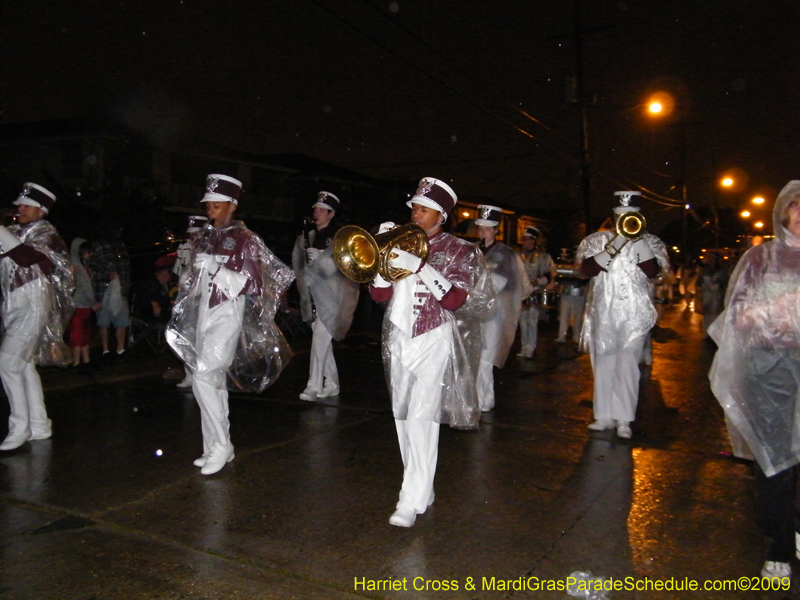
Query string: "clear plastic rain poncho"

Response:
xmin=168 ymin=220 xmax=294 ymax=393
xmin=0 ymin=220 xmax=75 ymax=367
xmin=709 ymin=181 xmax=800 ymax=477
xmin=291 ymin=237 xmax=360 ymax=340
xmin=576 ymin=230 xmax=669 ymax=356
xmin=482 ymin=241 xmax=532 ymax=367
xmin=381 ymin=231 xmax=495 ymax=430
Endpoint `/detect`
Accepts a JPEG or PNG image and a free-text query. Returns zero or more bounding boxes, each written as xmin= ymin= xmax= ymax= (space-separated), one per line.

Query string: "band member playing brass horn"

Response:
xmin=292 ymin=192 xmax=359 ymax=402
xmin=369 ymin=177 xmax=494 ymax=528
xmin=577 ymin=191 xmax=669 ymax=439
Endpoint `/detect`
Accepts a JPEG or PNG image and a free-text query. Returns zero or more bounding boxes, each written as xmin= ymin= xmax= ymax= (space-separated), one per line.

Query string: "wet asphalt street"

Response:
xmin=0 ymin=305 xmax=796 ymax=599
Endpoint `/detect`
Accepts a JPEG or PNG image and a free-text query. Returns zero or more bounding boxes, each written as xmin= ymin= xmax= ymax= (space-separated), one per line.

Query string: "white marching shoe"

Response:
xmin=200 ymin=443 xmax=235 ymax=475
xmin=389 ymin=507 xmax=416 ymax=528
xmin=299 ymin=387 xmax=317 ymax=402
xmin=587 ymin=419 xmax=614 ymax=431
xmin=616 ymin=421 xmax=633 ymax=439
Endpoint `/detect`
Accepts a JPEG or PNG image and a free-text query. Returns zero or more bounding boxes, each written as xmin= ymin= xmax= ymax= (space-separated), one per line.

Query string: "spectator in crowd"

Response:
xmin=709 ymin=180 xmax=800 ymax=581
xmin=89 ymin=218 xmax=131 ymax=360
xmin=67 ymin=238 xmax=100 ymax=374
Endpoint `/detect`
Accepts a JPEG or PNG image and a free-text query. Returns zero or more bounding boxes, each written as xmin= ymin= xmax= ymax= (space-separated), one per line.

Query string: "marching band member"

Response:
xmin=475 ymin=205 xmax=531 ymax=412
xmin=292 ymin=192 xmax=359 ymax=402
xmin=167 ymin=174 xmax=294 ymax=475
xmin=0 ymin=183 xmax=74 ymax=451
xmin=577 ymin=191 xmax=669 ymax=439
xmin=516 ymin=226 xmax=555 ymax=358
xmin=369 ymin=177 xmax=494 ymax=527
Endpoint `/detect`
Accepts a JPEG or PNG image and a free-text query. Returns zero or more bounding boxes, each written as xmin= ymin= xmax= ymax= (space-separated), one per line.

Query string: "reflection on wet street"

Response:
xmin=0 ymin=307 xmax=794 ymax=599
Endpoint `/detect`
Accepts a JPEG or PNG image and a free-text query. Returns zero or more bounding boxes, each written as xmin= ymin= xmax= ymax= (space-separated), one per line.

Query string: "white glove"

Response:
xmin=306 ymin=247 xmax=321 ymax=262
xmin=378 ymin=221 xmax=396 ymax=235
xmin=417 ymin=263 xmax=453 ymax=301
xmin=536 ymin=276 xmax=549 ymax=287
xmin=194 ymin=252 xmax=215 ymax=274
xmin=372 ymin=272 xmax=392 ymax=288
xmin=212 ymin=268 xmax=248 ymax=299
xmin=490 ymin=272 xmax=508 ymax=292
xmin=0 ymin=225 xmax=21 ymax=253
xmin=388 ymin=248 xmax=422 ymax=274
xmin=632 ymin=238 xmax=655 ymax=263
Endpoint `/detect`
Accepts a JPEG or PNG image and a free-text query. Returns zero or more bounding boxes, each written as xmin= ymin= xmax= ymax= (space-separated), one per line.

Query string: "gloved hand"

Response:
xmin=536 ymin=276 xmax=549 ymax=287
xmin=306 ymin=247 xmax=321 ymax=262
xmin=417 ymin=263 xmax=453 ymax=301
xmin=378 ymin=221 xmax=396 ymax=235
xmin=0 ymin=225 xmax=21 ymax=253
xmin=372 ymin=272 xmax=392 ymax=288
xmin=388 ymin=248 xmax=423 ymax=274
xmin=632 ymin=238 xmax=655 ymax=263
xmin=194 ymin=253 xmax=215 ymax=274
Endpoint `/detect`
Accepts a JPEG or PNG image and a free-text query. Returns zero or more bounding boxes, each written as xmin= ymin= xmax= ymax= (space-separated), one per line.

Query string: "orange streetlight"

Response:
xmin=721 ymin=177 xmax=734 ymax=188
xmin=754 ymin=221 xmax=764 ymax=229
xmin=741 ymin=210 xmax=751 ymax=218
xmin=752 ymin=196 xmax=765 ymax=205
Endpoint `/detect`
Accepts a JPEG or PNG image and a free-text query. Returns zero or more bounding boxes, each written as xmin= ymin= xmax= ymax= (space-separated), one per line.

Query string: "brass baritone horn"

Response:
xmin=333 ymin=223 xmax=430 ymax=284
xmin=615 ymin=211 xmax=647 ymax=240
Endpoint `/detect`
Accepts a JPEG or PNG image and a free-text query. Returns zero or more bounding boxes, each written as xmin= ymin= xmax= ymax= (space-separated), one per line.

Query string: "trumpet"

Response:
xmin=333 ymin=223 xmax=430 ymax=283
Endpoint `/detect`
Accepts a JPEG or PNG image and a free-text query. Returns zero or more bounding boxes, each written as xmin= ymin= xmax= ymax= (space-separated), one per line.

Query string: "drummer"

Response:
xmin=516 ymin=226 xmax=556 ymax=358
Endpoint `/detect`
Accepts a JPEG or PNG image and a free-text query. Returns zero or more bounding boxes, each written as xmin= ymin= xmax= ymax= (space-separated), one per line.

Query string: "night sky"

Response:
xmin=3 ymin=0 xmax=799 ymax=231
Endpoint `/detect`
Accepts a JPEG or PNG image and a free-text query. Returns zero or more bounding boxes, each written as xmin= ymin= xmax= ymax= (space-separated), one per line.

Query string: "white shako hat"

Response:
xmin=407 ymin=177 xmax=458 ymax=221
xmin=475 ymin=204 xmax=504 ymax=227
xmin=613 ymin=191 xmax=642 ymax=215
xmin=186 ymin=215 xmax=208 ymax=233
xmin=522 ymin=226 xmax=541 ymax=239
xmin=201 ymin=174 xmax=242 ymax=204
xmin=14 ymin=182 xmax=56 ymax=213
xmin=312 ymin=191 xmax=340 ymax=212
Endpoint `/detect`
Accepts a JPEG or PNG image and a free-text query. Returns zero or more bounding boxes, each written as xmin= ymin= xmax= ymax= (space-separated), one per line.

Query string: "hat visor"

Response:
xmin=474 ymin=218 xmax=498 ymax=227
xmin=201 ymin=192 xmax=237 ymax=204
xmin=13 ymin=197 xmax=47 ymax=212
xmin=312 ymin=201 xmax=335 ymax=211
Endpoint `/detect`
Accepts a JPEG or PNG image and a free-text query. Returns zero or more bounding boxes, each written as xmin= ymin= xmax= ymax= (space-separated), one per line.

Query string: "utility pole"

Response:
xmin=573 ymin=0 xmax=593 ymax=232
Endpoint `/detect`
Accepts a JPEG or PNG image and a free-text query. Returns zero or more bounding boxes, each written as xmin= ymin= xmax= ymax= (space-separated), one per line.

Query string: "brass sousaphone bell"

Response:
xmin=333 ymin=223 xmax=430 ymax=284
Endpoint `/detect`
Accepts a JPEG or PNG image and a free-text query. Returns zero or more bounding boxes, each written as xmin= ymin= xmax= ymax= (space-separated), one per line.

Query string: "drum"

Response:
xmin=528 ymin=290 xmax=560 ymax=308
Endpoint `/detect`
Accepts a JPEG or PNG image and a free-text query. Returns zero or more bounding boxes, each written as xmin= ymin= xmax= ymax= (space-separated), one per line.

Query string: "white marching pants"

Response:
xmin=307 ymin=319 xmax=338 ymax=392
xmin=395 ymin=419 xmax=439 ymax=514
xmin=192 ymin=299 xmax=245 ymax=453
xmin=518 ymin=306 xmax=540 ymax=354
xmin=390 ymin=324 xmax=450 ymax=513
xmin=477 ymin=317 xmax=501 ymax=411
xmin=558 ymin=295 xmax=585 ymax=341
xmin=589 ymin=334 xmax=647 ymax=423
xmin=0 ymin=285 xmax=49 ymax=441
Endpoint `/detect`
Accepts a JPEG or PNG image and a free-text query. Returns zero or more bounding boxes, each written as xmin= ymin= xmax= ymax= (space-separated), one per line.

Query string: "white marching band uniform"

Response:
xmin=0 ymin=184 xmax=74 ymax=451
xmin=577 ymin=197 xmax=669 ymax=434
xmin=517 ymin=247 xmax=555 ymax=357
xmin=372 ymin=231 xmax=493 ymax=519
xmin=292 ymin=224 xmax=359 ymax=400
xmin=168 ymin=176 xmax=293 ymax=474
xmin=478 ymin=241 xmax=531 ymax=411
xmin=369 ymin=178 xmax=494 ymax=527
